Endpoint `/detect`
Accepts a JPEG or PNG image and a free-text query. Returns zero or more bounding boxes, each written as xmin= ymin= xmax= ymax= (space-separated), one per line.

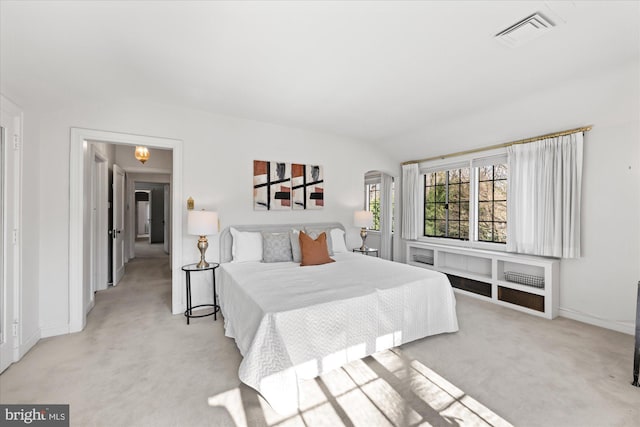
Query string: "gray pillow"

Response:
xmin=290 ymin=229 xmax=302 ymax=263
xmin=262 ymin=232 xmax=293 ymax=263
xmin=304 ymin=228 xmax=334 ymax=255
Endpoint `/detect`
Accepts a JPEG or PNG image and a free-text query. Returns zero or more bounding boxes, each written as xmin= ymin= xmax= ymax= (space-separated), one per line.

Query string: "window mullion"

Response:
xmin=470 ymin=164 xmax=478 ymax=243
xmin=444 ymin=173 xmax=449 ymax=237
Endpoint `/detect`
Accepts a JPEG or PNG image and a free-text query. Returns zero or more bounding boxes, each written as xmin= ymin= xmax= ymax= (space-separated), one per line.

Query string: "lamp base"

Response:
xmin=196 ymin=236 xmax=209 ymax=268
xmin=359 ymin=227 xmax=368 ymax=251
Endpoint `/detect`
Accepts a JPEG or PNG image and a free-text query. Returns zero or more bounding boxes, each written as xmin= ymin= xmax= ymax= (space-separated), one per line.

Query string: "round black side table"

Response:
xmin=181 ymin=263 xmax=220 ymax=325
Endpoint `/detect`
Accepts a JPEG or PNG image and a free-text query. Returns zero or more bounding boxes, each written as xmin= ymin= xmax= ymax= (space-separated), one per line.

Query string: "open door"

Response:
xmin=112 ymin=164 xmax=125 ymax=286
xmin=149 ymin=186 xmax=164 ymax=244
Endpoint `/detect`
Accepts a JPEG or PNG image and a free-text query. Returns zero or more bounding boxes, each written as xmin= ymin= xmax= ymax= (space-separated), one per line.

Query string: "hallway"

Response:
xmin=134 ymin=238 xmax=169 ymax=259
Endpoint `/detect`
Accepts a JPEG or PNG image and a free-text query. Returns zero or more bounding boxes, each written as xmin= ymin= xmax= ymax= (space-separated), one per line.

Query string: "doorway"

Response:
xmin=135 ymin=191 xmax=151 ymax=239
xmin=69 ymin=128 xmax=183 ymax=333
xmin=136 ymin=182 xmax=168 ymax=245
xmin=89 ymin=148 xmax=173 ymax=296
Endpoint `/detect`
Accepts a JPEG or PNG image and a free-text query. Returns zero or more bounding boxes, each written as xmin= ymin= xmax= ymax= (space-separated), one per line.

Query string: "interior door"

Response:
xmin=150 ymin=186 xmax=164 ymax=244
xmin=0 ymin=119 xmax=15 ymax=372
xmin=112 ymin=164 xmax=125 ymax=286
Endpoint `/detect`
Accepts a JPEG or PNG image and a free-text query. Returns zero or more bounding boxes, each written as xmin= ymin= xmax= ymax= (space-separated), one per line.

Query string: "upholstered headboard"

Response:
xmin=219 ymin=222 xmax=345 ymax=263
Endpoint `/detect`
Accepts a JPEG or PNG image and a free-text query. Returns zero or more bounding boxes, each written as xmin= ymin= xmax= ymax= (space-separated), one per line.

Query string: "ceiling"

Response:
xmin=1 ymin=1 xmax=638 ymax=143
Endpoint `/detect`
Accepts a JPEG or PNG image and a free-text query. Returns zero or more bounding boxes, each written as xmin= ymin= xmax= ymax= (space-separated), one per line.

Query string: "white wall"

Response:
xmin=389 ymin=61 xmax=640 ymax=334
xmin=29 ymin=100 xmax=395 ymax=334
xmin=128 ymin=173 xmax=171 ymax=184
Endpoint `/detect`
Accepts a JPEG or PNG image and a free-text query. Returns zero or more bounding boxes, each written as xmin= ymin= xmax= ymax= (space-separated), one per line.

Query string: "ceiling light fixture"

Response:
xmin=135 ymin=146 xmax=150 ymax=164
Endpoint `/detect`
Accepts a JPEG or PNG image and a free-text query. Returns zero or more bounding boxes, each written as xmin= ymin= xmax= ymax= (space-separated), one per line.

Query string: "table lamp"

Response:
xmin=188 ymin=210 xmax=219 ymax=268
xmin=354 ymin=210 xmax=374 ymax=250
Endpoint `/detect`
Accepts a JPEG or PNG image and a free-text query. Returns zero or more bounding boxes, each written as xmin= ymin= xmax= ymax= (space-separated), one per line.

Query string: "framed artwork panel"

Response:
xmin=292 ymin=163 xmax=324 ymax=210
xmin=254 ymin=160 xmax=292 ymax=210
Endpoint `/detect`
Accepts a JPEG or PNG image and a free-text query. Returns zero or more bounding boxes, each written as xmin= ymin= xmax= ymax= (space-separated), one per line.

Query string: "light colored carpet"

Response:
xmin=134 ymin=238 xmax=168 ymax=259
xmin=1 ymin=254 xmax=638 ymax=427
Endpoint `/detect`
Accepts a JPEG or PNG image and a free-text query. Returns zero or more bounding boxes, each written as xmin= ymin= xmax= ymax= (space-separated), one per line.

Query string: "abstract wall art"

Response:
xmin=253 ymin=160 xmax=292 ymax=211
xmin=292 ymin=163 xmax=324 ymax=210
xmin=253 ymin=160 xmax=324 ymax=210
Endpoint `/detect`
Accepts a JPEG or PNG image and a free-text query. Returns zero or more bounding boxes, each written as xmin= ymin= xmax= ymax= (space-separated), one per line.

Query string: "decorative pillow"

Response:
xmin=262 ymin=232 xmax=293 ymax=263
xmin=230 ymin=228 xmax=263 ymax=263
xmin=299 ymin=231 xmax=335 ymax=266
xmin=330 ymin=228 xmax=349 ymax=253
xmin=290 ymin=229 xmax=302 ymax=263
xmin=304 ymin=227 xmax=334 ymax=255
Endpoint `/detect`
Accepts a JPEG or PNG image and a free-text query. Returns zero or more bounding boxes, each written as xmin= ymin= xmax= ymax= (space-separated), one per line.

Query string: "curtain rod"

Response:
xmin=401 ymin=125 xmax=593 ymax=166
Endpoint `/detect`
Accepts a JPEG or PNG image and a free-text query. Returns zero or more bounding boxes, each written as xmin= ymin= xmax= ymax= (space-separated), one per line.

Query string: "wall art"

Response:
xmin=253 ymin=160 xmax=292 ymax=210
xmin=292 ymin=163 xmax=324 ymax=210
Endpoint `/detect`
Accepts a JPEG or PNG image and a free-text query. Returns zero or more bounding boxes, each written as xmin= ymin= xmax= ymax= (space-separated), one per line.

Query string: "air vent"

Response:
xmin=495 ymin=13 xmax=555 ymax=47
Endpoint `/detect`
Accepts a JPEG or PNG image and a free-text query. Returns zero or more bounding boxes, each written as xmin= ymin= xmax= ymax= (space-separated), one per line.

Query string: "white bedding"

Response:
xmin=219 ymin=252 xmax=458 ymax=413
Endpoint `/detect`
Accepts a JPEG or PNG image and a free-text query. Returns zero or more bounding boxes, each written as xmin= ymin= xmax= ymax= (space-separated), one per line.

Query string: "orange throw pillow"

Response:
xmin=299 ymin=231 xmax=335 ymax=266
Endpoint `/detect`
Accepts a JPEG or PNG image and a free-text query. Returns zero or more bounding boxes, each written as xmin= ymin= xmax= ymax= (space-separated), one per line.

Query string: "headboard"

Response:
xmin=219 ymin=222 xmax=345 ymax=263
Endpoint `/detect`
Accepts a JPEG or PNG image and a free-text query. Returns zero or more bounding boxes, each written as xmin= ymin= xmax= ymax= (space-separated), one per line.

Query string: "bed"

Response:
xmin=218 ymin=222 xmax=458 ymax=413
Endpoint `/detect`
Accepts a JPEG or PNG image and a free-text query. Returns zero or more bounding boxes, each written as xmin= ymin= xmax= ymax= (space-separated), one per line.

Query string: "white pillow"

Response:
xmin=230 ymin=228 xmax=263 ymax=263
xmin=330 ymin=228 xmax=349 ymax=253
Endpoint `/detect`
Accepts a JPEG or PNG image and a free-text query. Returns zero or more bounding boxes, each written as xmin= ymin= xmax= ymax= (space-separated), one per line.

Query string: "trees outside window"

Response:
xmin=423 ymin=162 xmax=507 ymax=244
xmin=366 ymin=183 xmax=380 ymax=231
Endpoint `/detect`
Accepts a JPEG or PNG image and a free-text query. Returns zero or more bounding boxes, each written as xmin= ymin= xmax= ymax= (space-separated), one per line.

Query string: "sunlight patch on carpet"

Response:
xmin=208 ymin=349 xmax=513 ymax=427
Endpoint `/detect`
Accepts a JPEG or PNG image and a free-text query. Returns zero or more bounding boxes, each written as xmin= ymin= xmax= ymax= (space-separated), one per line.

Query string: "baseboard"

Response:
xmin=85 ymin=298 xmax=95 ymax=315
xmin=18 ymin=328 xmax=41 ymax=359
xmin=559 ymin=308 xmax=635 ymax=335
xmin=40 ymin=324 xmax=70 ymax=338
xmin=173 ymin=305 xmax=185 ymax=316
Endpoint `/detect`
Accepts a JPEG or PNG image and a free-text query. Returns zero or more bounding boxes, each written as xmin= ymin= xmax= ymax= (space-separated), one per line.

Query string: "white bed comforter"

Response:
xmin=219 ymin=253 xmax=458 ymax=413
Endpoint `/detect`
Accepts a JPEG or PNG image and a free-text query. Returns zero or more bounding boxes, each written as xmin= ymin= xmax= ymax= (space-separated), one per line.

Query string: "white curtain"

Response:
xmin=507 ymin=132 xmax=583 ymax=258
xmin=402 ymin=163 xmax=420 ymax=240
xmin=379 ymin=173 xmax=394 ymax=260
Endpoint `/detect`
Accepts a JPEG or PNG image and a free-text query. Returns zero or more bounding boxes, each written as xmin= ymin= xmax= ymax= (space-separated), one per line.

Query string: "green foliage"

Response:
xmin=370 ymin=198 xmax=380 ymax=231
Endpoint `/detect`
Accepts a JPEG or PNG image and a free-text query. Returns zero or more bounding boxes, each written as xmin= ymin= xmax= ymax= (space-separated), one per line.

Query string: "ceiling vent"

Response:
xmin=495 ymin=13 xmax=555 ymax=47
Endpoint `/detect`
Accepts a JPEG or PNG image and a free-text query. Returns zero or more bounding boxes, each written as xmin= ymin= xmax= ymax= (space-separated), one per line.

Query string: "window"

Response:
xmin=365 ymin=182 xmax=380 ymax=231
xmin=477 ymin=164 xmax=507 ymax=243
xmin=424 ymin=168 xmax=470 ymax=239
xmin=422 ymin=159 xmax=508 ymax=244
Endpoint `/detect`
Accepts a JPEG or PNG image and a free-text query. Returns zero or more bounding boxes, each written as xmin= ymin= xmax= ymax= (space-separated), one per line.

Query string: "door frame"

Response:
xmin=89 ymin=146 xmax=108 ymax=307
xmin=69 ymin=128 xmax=183 ymax=333
xmin=163 ymin=184 xmax=171 ymax=254
xmin=111 ymin=163 xmax=126 ymax=287
xmin=0 ymin=95 xmax=23 ymax=371
xmin=135 ymin=190 xmax=151 ymax=238
xmin=147 ymin=188 xmax=153 ymax=244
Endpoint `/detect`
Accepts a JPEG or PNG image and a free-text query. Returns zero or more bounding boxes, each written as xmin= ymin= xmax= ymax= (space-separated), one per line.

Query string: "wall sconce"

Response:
xmin=135 ymin=146 xmax=150 ymax=164
xmin=187 ymin=197 xmax=194 ymax=210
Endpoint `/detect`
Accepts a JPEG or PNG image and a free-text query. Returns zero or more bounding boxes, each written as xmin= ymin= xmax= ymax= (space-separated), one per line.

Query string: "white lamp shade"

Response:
xmin=354 ymin=210 xmax=374 ymax=228
xmin=187 ymin=210 xmax=219 ymax=236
